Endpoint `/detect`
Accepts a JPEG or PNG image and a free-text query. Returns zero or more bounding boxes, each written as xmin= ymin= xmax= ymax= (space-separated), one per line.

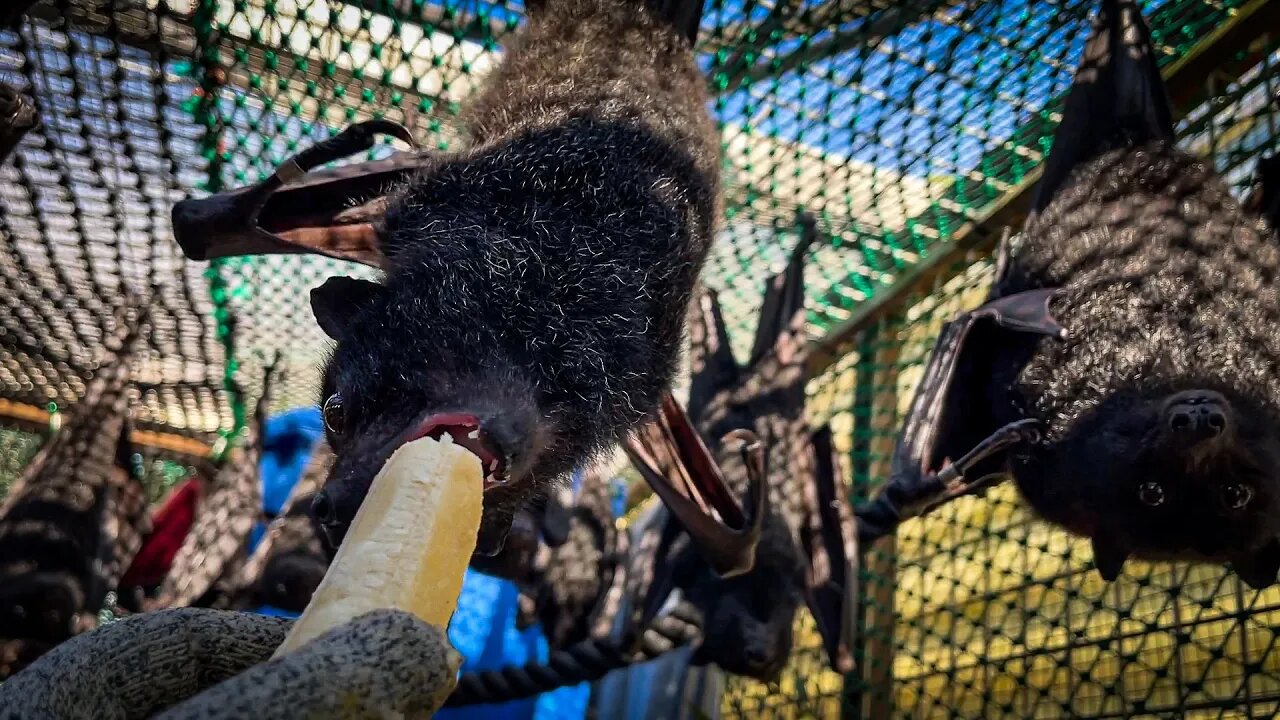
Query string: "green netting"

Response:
xmin=1 ymin=0 xmax=1279 ymax=716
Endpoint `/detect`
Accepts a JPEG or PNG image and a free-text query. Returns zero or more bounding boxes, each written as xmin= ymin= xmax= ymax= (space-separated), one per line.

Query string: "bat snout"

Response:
xmin=1164 ymin=391 xmax=1231 ymax=443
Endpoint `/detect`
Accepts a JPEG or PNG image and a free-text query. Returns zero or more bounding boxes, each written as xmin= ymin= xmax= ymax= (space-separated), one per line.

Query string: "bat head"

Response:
xmin=685 ymin=512 xmax=804 ymax=681
xmin=255 ymin=551 xmax=329 ymax=613
xmin=1023 ymin=385 xmax=1280 ymax=586
xmin=310 ymin=276 xmax=590 ymax=558
xmin=0 ymin=571 xmax=83 ymax=643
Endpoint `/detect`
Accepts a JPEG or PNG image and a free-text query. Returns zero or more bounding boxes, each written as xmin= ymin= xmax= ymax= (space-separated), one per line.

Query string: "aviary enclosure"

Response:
xmin=0 ymin=0 xmax=1278 ymax=716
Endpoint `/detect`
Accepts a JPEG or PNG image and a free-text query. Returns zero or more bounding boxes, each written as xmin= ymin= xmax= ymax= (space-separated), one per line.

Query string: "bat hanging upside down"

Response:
xmin=303 ymin=0 xmax=719 ymax=557
xmin=859 ymin=0 xmax=1280 ymax=587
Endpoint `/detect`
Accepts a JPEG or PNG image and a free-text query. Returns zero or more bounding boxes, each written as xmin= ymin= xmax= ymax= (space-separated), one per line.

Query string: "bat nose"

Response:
xmin=744 ymin=646 xmax=772 ymax=668
xmin=1165 ymin=393 xmax=1230 ymax=440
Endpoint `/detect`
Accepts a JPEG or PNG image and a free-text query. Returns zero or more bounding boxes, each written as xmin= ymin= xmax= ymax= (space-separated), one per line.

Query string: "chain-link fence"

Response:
xmin=1 ymin=0 xmax=1278 ymax=716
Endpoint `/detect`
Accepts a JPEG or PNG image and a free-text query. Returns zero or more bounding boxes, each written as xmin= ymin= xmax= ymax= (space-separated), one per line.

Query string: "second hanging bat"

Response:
xmin=860 ymin=0 xmax=1280 ymax=587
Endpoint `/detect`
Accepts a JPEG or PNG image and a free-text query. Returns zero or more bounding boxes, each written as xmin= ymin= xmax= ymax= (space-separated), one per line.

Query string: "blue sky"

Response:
xmin=3 ymin=0 xmax=1269 ymax=208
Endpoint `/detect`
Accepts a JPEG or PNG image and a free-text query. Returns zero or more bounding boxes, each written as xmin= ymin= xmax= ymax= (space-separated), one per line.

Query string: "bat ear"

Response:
xmin=1230 ymin=539 xmax=1280 ymax=590
xmin=310 ymin=276 xmax=386 ymax=341
xmin=1091 ymin=533 xmax=1130 ymax=581
xmin=1032 ymin=0 xmax=1175 ymax=214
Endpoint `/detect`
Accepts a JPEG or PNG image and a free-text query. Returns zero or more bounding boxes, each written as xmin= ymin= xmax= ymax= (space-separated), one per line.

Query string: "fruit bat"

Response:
xmin=511 ymin=469 xmax=628 ymax=648
xmin=859 ymin=0 xmax=1280 ymax=588
xmin=0 ymin=299 xmax=151 ymax=677
xmin=171 ymin=0 xmax=721 ymax=560
xmin=620 ymin=212 xmax=859 ymax=679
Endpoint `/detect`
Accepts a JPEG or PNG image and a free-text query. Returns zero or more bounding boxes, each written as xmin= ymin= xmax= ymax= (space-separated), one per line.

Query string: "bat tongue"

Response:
xmin=406 ymin=413 xmax=507 ymax=490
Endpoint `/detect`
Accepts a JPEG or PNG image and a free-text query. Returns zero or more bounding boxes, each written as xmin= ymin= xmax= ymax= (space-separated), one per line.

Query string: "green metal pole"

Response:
xmin=192 ymin=0 xmax=244 ymax=458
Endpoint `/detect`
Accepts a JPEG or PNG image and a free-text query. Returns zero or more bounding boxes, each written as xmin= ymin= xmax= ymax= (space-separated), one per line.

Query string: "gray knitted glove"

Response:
xmin=0 ymin=607 xmax=460 ymax=719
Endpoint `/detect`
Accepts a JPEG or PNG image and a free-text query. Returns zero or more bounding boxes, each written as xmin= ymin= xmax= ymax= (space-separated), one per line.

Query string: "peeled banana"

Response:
xmin=273 ymin=434 xmax=484 ymax=658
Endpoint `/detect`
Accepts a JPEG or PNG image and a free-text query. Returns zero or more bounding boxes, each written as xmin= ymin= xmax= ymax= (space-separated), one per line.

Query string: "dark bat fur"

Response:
xmin=870 ymin=0 xmax=1280 ymax=588
xmin=1248 ymin=149 xmax=1279 ymax=235
xmin=309 ymin=0 xmax=719 ymax=557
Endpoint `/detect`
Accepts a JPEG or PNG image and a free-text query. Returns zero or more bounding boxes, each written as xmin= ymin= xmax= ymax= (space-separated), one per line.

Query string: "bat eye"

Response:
xmin=322 ymin=393 xmax=346 ymax=435
xmin=1221 ymin=483 xmax=1254 ymax=510
xmin=1138 ymin=482 xmax=1165 ymax=507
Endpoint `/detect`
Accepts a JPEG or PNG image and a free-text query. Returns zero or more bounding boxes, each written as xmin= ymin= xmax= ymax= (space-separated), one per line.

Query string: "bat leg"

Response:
xmin=856 ymin=419 xmax=1040 ymax=545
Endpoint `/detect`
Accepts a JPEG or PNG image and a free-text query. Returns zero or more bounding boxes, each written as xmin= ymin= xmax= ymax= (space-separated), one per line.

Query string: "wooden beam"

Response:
xmin=805 ymin=0 xmax=1280 ymax=378
xmin=0 ymin=398 xmax=213 ymax=459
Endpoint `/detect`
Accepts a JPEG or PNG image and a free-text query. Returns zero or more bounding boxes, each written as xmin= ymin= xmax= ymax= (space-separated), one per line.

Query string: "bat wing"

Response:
xmin=801 ymin=424 xmax=859 ymax=674
xmin=1031 ymin=0 xmax=1175 ymax=215
xmin=171 ymin=119 xmax=421 ymax=269
xmin=860 ymin=288 xmax=1063 ymax=542
xmin=623 ymin=394 xmax=765 ymax=580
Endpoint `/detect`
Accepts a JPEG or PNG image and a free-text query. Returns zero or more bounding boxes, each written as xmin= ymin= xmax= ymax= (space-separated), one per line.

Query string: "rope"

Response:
xmin=444 ymin=600 xmax=703 ymax=707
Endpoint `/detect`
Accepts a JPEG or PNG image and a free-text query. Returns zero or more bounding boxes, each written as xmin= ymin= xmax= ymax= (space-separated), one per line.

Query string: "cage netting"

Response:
xmin=2 ymin=0 xmax=1279 ymax=716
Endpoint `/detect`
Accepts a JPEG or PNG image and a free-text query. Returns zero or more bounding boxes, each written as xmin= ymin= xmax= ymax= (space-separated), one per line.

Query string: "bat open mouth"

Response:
xmin=405 ymin=413 xmax=510 ymax=490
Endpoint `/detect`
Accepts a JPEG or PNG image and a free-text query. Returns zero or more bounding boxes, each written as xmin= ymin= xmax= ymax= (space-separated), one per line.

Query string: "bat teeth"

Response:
xmin=489 ymin=459 xmax=499 ymax=472
xmin=468 ymin=429 xmax=480 ymax=440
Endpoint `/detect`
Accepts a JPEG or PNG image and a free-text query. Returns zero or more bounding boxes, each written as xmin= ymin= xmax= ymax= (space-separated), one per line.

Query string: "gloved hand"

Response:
xmin=0 ymin=607 xmax=460 ymax=719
